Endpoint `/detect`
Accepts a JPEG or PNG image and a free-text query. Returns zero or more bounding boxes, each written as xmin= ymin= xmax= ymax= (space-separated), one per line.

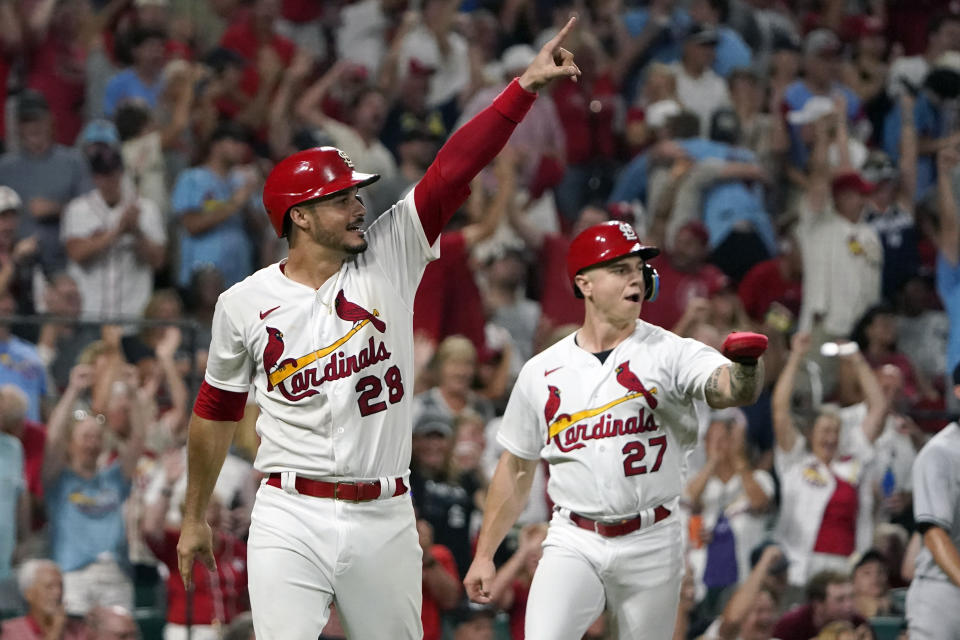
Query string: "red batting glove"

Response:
xmin=722 ymin=332 xmax=768 ymax=366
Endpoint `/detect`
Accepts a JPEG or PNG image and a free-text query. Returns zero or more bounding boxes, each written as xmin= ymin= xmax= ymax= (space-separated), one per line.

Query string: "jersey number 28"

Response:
xmin=621 ymin=436 xmax=668 ymax=476
xmin=355 ymin=365 xmax=405 ymax=416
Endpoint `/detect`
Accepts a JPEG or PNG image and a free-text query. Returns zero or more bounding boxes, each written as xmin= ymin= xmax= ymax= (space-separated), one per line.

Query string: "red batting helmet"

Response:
xmin=262 ymin=147 xmax=380 ymax=237
xmin=567 ymin=221 xmax=660 ymax=300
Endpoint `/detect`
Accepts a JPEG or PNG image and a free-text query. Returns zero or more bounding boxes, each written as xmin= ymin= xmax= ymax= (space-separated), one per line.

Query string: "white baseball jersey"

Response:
xmin=497 ymin=321 xmax=730 ymax=519
xmin=204 ymin=189 xmax=438 ymax=478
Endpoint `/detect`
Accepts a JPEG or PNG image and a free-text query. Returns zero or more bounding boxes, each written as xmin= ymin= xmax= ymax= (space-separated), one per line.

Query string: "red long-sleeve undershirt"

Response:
xmin=414 ymin=78 xmax=537 ymax=244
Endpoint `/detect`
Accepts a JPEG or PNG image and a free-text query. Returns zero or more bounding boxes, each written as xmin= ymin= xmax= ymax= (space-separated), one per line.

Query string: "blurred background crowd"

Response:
xmin=0 ymin=0 xmax=959 ymax=638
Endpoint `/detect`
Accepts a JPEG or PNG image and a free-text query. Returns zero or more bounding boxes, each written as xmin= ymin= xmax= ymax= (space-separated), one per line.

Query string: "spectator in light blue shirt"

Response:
xmin=783 ymin=29 xmax=861 ymax=170
xmin=0 ymin=292 xmax=47 ymax=422
xmin=622 ymin=1 xmax=692 ymax=102
xmin=0 ymin=432 xmax=24 ymax=583
xmin=43 ymin=363 xmax=145 ymax=616
xmin=935 ymin=147 xmax=960 ymax=412
xmin=608 ymin=113 xmax=776 ymax=272
xmin=171 ymin=122 xmax=259 ymax=289
xmin=688 ymin=0 xmax=753 ymax=77
xmin=102 ymin=28 xmax=167 ymax=117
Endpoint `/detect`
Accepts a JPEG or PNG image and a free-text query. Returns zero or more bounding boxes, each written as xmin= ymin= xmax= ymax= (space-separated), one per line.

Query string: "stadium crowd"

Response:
xmin=0 ymin=0 xmax=959 ymax=638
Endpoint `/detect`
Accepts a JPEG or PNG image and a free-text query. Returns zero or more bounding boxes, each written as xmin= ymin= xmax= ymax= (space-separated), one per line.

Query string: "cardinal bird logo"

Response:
xmin=544 ymin=385 xmax=562 ymax=425
xmin=543 ymin=385 xmax=573 ymax=444
xmin=615 ymin=361 xmax=658 ymax=409
xmin=335 ymin=290 xmax=386 ymax=333
xmin=263 ymin=327 xmax=285 ymax=391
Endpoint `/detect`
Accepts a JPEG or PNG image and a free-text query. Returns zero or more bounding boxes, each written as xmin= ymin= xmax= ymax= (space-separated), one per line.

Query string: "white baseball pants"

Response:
xmin=525 ymin=512 xmax=684 ymax=640
xmin=246 ymin=482 xmax=422 ymax=640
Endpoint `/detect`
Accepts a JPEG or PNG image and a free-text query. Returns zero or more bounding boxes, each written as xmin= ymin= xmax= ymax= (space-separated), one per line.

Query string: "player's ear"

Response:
xmin=574 ymin=272 xmax=591 ymax=297
xmin=288 ymin=205 xmax=312 ymax=234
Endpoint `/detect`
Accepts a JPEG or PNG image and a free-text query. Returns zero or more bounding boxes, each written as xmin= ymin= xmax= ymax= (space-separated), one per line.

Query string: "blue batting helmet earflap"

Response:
xmin=643 ymin=264 xmax=659 ymax=302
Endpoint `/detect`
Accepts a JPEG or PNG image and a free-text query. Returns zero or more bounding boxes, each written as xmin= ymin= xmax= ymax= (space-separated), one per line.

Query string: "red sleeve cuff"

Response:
xmin=493 ymin=79 xmax=537 ymax=124
xmin=193 ymin=380 xmax=247 ymax=422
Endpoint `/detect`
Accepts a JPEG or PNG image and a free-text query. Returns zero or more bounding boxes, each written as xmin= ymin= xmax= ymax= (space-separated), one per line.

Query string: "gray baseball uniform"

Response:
xmin=906 ymin=422 xmax=960 ymax=640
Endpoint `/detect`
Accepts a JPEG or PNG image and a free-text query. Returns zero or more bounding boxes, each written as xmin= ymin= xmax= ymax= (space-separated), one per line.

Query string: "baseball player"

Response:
xmin=174 ymin=20 xmax=581 ymax=640
xmin=463 ymin=221 xmax=769 ymax=640
xmin=905 ymin=362 xmax=960 ymax=639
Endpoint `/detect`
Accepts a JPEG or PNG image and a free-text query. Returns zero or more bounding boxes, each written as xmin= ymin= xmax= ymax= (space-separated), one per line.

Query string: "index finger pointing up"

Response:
xmin=546 ymin=15 xmax=578 ymax=52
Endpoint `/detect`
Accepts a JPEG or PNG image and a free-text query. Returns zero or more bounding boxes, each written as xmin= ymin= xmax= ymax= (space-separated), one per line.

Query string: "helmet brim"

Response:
xmin=303 ymin=171 xmax=380 ymax=204
xmin=576 ymin=246 xmax=660 ymax=276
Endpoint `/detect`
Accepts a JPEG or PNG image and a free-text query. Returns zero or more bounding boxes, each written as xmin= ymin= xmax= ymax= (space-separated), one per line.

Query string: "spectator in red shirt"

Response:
xmin=486 ymin=522 xmax=548 ymax=640
xmin=0 ymin=0 xmax=23 ymax=148
xmin=639 ymin=221 xmax=729 ymax=331
xmin=23 ymin=0 xmax=88 ymax=145
xmin=550 ymin=37 xmax=622 ymax=221
xmin=1 ymin=559 xmax=86 ymax=640
xmin=738 ymin=234 xmax=803 ymax=324
xmin=772 ymin=571 xmax=868 ymax=640
xmin=412 ymin=151 xmax=520 ymax=365
xmin=142 ymin=449 xmax=249 ymax=638
xmin=414 ymin=231 xmax=487 ymax=364
xmin=418 ymin=518 xmax=461 ymax=640
xmin=199 ymin=46 xmax=247 ymax=124
xmin=850 ymin=303 xmax=940 ymax=406
xmin=220 ymin=0 xmax=296 ymax=98
xmin=85 ymin=605 xmax=139 ymax=640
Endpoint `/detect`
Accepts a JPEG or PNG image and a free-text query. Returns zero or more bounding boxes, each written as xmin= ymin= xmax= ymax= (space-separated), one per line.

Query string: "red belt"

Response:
xmin=569 ymin=505 xmax=671 ymax=537
xmin=266 ymin=473 xmax=408 ymax=502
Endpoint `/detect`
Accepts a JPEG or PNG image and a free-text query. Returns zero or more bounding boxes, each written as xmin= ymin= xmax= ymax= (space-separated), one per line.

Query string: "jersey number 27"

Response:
xmin=622 ymin=436 xmax=668 ymax=476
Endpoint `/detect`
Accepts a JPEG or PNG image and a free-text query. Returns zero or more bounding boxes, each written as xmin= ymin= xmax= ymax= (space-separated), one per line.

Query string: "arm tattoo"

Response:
xmin=729 ymin=361 xmax=764 ymax=405
xmin=705 ymin=368 xmax=722 ymax=403
xmin=704 ymin=362 xmax=764 ymax=408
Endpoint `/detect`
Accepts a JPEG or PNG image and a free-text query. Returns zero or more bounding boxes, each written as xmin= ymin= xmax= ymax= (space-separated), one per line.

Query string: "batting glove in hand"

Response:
xmin=722 ymin=332 xmax=768 ymax=366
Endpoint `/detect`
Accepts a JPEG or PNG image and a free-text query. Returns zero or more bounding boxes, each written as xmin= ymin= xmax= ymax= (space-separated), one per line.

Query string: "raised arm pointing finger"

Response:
xmin=519 ymin=16 xmax=582 ymax=92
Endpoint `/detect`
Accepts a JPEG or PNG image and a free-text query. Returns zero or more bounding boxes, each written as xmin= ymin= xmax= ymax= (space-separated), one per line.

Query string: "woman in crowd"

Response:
xmin=413 ymin=335 xmax=495 ymax=424
xmin=43 ymin=362 xmax=146 ymax=616
xmin=771 ymin=332 xmax=887 ymax=592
